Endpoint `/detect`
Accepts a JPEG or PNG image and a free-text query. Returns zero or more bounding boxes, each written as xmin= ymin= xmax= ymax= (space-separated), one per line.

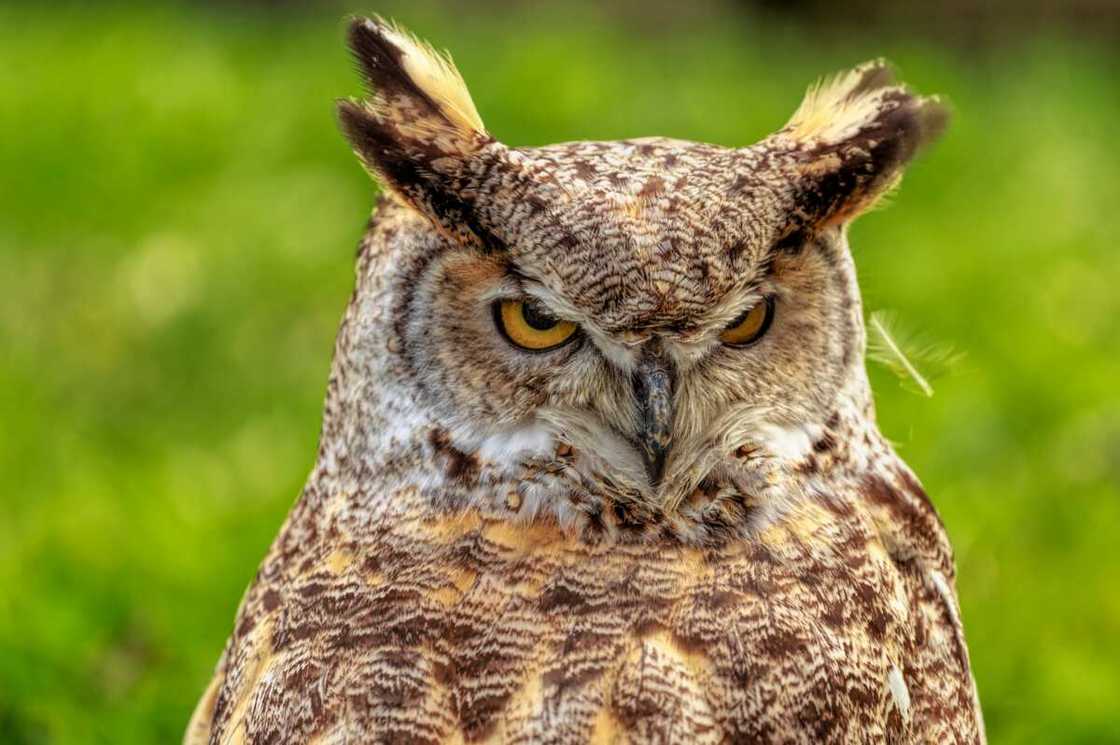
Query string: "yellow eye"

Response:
xmin=494 ymin=299 xmax=578 ymax=352
xmin=719 ymin=297 xmax=774 ymax=347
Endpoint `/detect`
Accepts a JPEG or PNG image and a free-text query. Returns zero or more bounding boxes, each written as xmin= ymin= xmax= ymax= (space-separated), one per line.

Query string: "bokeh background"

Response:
xmin=2 ymin=0 xmax=1119 ymax=742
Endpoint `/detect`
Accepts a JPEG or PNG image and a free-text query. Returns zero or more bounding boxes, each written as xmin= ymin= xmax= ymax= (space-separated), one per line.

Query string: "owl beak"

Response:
xmin=632 ymin=346 xmax=676 ymax=487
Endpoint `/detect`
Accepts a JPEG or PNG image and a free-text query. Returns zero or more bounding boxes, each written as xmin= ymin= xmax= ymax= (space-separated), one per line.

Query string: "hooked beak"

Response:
xmin=632 ymin=345 xmax=676 ymax=487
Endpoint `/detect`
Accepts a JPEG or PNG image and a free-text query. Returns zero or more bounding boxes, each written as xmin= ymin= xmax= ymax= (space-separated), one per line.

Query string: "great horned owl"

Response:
xmin=186 ymin=17 xmax=985 ymax=745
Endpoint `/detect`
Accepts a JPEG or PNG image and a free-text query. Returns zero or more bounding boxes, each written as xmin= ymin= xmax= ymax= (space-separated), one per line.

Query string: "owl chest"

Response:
xmin=243 ymin=525 xmax=921 ymax=744
xmin=418 ymin=558 xmax=915 ymax=744
xmin=217 ymin=487 xmax=949 ymax=745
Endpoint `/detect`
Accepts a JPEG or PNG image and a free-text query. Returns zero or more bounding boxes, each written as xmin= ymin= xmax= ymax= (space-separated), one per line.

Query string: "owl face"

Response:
xmin=339 ymin=19 xmax=946 ymax=510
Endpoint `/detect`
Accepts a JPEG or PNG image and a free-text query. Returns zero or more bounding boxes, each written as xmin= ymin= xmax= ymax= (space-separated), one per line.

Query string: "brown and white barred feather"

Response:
xmin=186 ymin=17 xmax=983 ymax=745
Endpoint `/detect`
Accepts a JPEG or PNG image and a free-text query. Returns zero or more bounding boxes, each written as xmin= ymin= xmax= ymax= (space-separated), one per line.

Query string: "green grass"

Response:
xmin=1 ymin=2 xmax=1118 ymax=742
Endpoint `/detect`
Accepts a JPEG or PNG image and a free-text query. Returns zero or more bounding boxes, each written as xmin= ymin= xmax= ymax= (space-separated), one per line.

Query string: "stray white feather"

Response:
xmin=887 ymin=665 xmax=911 ymax=720
xmin=868 ymin=311 xmax=962 ymax=398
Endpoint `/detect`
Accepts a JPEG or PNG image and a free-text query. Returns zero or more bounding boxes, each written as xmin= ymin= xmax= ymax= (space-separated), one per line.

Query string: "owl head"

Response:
xmin=333 ymin=18 xmax=947 ymax=528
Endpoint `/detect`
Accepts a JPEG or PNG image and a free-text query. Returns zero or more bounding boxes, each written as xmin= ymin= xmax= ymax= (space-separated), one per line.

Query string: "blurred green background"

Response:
xmin=1 ymin=0 xmax=1118 ymax=742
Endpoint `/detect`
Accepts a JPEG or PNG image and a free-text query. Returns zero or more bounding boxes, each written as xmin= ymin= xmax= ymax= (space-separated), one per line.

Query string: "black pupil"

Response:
xmin=522 ymin=301 xmax=558 ymax=330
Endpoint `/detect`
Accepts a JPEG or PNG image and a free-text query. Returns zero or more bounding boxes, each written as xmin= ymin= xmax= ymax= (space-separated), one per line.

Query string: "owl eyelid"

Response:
xmin=726 ymin=299 xmax=759 ymax=326
xmin=487 ymin=293 xmax=564 ymax=322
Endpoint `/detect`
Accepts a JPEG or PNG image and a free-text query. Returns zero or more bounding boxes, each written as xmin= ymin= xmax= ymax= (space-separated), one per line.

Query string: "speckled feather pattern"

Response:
xmin=187 ymin=18 xmax=983 ymax=745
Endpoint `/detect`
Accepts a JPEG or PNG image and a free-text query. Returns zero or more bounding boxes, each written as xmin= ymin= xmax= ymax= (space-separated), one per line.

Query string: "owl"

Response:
xmin=186 ymin=17 xmax=985 ymax=745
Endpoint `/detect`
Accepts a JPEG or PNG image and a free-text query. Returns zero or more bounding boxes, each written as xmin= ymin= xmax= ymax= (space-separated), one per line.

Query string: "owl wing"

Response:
xmin=859 ymin=464 xmax=987 ymax=744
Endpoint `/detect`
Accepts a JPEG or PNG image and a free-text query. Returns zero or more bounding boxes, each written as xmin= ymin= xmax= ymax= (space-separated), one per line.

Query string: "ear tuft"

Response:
xmin=338 ymin=17 xmax=496 ymax=248
xmin=784 ymin=60 xmax=946 ymax=149
xmin=775 ymin=60 xmax=949 ymax=226
xmin=347 ymin=16 xmax=485 ymax=140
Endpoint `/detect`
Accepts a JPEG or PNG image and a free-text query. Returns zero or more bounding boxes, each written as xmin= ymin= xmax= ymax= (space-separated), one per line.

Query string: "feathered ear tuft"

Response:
xmin=774 ymin=60 xmax=948 ymax=227
xmin=338 ymin=17 xmax=494 ymax=247
xmin=345 ymin=16 xmax=485 ymax=141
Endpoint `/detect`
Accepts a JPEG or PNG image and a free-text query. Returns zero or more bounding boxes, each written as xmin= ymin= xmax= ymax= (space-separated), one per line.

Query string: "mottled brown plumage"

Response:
xmin=186 ymin=17 xmax=983 ymax=745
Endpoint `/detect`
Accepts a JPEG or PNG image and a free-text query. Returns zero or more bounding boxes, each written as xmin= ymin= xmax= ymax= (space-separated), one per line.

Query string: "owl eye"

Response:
xmin=494 ymin=299 xmax=578 ymax=352
xmin=719 ymin=297 xmax=775 ymax=347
